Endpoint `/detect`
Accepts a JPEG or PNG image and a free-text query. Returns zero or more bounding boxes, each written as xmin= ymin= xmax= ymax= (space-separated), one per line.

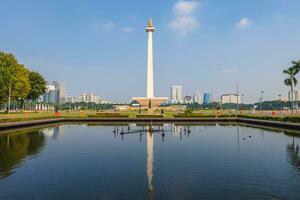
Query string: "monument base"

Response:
xmin=132 ymin=97 xmax=168 ymax=108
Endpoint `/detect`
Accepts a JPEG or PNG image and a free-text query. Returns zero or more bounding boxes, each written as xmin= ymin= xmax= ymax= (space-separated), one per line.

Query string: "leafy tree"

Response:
xmin=0 ymin=52 xmax=31 ymax=107
xmin=26 ymin=71 xmax=47 ymax=101
xmin=283 ymin=66 xmax=299 ymax=115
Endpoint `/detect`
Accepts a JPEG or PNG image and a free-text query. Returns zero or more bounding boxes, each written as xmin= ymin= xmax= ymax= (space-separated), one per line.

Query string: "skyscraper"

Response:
xmin=171 ymin=85 xmax=183 ymax=103
xmin=193 ymin=92 xmax=202 ymax=104
xmin=203 ymin=93 xmax=212 ymax=104
xmin=43 ymin=85 xmax=56 ymax=104
xmin=79 ymin=93 xmax=100 ymax=103
xmin=52 ymin=81 xmax=65 ymax=105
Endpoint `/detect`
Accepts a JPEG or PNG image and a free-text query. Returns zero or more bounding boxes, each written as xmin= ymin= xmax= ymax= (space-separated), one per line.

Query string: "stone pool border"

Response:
xmin=0 ymin=117 xmax=300 ymax=133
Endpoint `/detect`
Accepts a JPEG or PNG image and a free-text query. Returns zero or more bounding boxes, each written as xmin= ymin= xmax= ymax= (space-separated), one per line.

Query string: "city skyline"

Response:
xmin=1 ymin=0 xmax=300 ymax=103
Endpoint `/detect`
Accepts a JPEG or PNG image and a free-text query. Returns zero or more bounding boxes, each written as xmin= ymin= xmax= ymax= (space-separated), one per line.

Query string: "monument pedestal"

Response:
xmin=132 ymin=97 xmax=168 ymax=108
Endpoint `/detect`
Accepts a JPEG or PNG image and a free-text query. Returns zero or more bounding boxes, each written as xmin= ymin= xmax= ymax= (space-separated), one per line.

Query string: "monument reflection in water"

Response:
xmin=146 ymin=127 xmax=154 ymax=198
xmin=113 ymin=124 xmax=192 ymax=199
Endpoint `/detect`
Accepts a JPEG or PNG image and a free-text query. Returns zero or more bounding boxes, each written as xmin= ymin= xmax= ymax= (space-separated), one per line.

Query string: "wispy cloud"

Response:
xmin=169 ymin=0 xmax=200 ymax=36
xmin=92 ymin=21 xmax=116 ymax=32
xmin=236 ymin=17 xmax=253 ymax=28
xmin=123 ymin=26 xmax=135 ymax=33
xmin=169 ymin=16 xmax=199 ymax=36
xmin=173 ymin=0 xmax=199 ymax=16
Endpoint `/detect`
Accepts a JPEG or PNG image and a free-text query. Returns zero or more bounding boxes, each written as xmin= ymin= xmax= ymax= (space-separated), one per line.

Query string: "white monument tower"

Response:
xmin=146 ymin=18 xmax=154 ymax=98
xmin=132 ymin=18 xmax=168 ymax=108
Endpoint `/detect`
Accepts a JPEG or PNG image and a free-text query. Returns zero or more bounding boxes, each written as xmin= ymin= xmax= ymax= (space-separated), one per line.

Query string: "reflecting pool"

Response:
xmin=0 ymin=123 xmax=300 ymax=200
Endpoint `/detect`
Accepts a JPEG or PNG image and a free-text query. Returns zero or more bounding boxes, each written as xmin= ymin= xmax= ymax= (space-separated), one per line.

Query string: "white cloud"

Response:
xmin=169 ymin=16 xmax=199 ymax=36
xmin=92 ymin=21 xmax=116 ymax=32
xmin=123 ymin=27 xmax=135 ymax=33
xmin=236 ymin=17 xmax=253 ymax=28
xmin=173 ymin=0 xmax=199 ymax=16
xmin=169 ymin=1 xmax=200 ymax=36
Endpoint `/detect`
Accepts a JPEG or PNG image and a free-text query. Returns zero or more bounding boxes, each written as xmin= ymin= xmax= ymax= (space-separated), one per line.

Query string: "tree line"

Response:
xmin=0 ymin=51 xmax=47 ymax=111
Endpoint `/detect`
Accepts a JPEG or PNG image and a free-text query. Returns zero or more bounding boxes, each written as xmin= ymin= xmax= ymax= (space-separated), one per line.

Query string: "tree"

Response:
xmin=0 ymin=52 xmax=31 ymax=111
xmin=283 ymin=66 xmax=299 ymax=115
xmin=292 ymin=60 xmax=300 ymax=70
xmin=27 ymin=71 xmax=47 ymax=101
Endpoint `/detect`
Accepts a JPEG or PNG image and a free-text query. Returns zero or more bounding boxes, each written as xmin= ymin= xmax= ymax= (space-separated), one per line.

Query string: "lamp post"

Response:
xmin=260 ymin=91 xmax=264 ymax=113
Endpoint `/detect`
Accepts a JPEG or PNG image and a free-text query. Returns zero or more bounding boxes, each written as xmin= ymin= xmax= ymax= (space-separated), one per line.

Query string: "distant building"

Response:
xmin=288 ymin=90 xmax=299 ymax=101
xmin=114 ymin=105 xmax=130 ymax=111
xmin=171 ymin=85 xmax=183 ymax=103
xmin=184 ymin=96 xmax=193 ymax=104
xmin=64 ymin=96 xmax=77 ymax=103
xmin=281 ymin=97 xmax=289 ymax=102
xmin=203 ymin=93 xmax=212 ymax=104
xmin=79 ymin=93 xmax=101 ymax=103
xmin=52 ymin=81 xmax=65 ymax=105
xmin=130 ymin=100 xmax=141 ymax=107
xmin=193 ymin=92 xmax=202 ymax=104
xmin=221 ymin=94 xmax=241 ymax=104
xmin=43 ymin=85 xmax=56 ymax=104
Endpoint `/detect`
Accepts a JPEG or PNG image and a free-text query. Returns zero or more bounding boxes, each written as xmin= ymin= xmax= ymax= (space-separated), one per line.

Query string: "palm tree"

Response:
xmin=292 ymin=60 xmax=300 ymax=70
xmin=283 ymin=66 xmax=299 ymax=115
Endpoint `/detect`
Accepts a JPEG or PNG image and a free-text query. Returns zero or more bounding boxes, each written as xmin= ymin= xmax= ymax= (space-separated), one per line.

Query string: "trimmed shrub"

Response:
xmin=136 ymin=115 xmax=163 ymax=118
xmin=88 ymin=114 xmax=129 ymax=118
xmin=174 ymin=113 xmax=216 ymax=118
xmin=283 ymin=116 xmax=300 ymax=123
xmin=237 ymin=114 xmax=300 ymax=123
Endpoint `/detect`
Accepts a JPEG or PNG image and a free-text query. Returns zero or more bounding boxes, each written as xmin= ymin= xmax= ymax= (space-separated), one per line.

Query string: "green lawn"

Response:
xmin=1 ymin=110 xmax=300 ymax=123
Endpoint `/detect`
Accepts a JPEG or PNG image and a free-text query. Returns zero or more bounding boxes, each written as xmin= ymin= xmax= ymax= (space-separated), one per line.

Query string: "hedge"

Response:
xmin=88 ymin=114 xmax=129 ymax=118
xmin=136 ymin=115 xmax=163 ymax=118
xmin=174 ymin=113 xmax=218 ymax=118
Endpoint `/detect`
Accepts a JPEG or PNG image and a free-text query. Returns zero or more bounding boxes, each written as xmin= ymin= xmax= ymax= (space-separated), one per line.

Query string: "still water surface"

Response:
xmin=0 ymin=123 xmax=300 ymax=200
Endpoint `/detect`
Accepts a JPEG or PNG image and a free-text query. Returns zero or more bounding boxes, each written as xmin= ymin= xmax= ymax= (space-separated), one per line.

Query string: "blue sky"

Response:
xmin=1 ymin=0 xmax=300 ymax=103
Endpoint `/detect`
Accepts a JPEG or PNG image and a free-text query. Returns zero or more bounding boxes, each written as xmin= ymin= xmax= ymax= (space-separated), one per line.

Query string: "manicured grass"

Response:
xmin=1 ymin=110 xmax=300 ymax=124
xmin=0 ymin=116 xmax=57 ymax=123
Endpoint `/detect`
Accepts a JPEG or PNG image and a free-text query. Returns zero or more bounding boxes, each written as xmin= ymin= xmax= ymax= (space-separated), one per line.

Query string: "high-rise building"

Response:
xmin=79 ymin=93 xmax=100 ymax=103
xmin=171 ymin=85 xmax=183 ymax=103
xmin=52 ymin=81 xmax=65 ymax=105
xmin=221 ymin=94 xmax=241 ymax=104
xmin=43 ymin=85 xmax=56 ymax=104
xmin=193 ymin=92 xmax=202 ymax=104
xmin=203 ymin=93 xmax=212 ymax=104
xmin=288 ymin=90 xmax=299 ymax=101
